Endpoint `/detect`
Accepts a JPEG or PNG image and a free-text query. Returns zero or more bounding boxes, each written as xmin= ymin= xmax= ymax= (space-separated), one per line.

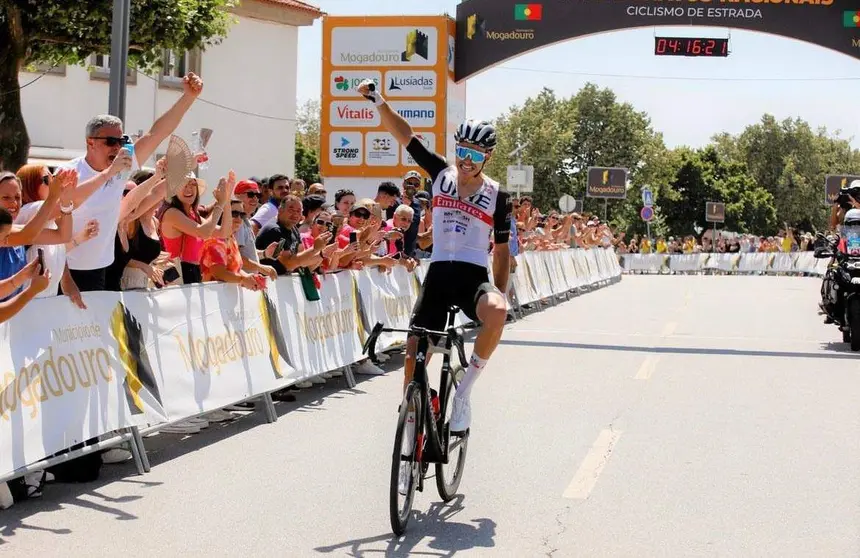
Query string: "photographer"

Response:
xmin=828 ymin=181 xmax=860 ymax=231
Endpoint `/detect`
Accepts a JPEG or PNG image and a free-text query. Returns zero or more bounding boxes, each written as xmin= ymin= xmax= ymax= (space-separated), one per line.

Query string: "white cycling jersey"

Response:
xmin=406 ymin=137 xmax=511 ymax=268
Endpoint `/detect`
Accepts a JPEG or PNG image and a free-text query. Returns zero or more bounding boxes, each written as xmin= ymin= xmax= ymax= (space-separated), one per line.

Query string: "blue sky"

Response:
xmin=297 ymin=0 xmax=860 ymax=148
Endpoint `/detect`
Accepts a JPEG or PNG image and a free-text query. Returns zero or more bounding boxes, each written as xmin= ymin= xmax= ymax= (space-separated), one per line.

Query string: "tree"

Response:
xmin=296 ymin=98 xmax=320 ymax=155
xmin=660 ymin=146 xmax=777 ymax=236
xmin=294 ymin=135 xmax=319 ymax=184
xmin=712 ymin=115 xmax=860 ymax=231
xmin=0 ymin=1 xmax=235 ymax=171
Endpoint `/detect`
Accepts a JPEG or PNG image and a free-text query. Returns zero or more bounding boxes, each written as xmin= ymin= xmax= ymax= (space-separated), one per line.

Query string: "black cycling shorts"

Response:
xmin=410 ymin=261 xmax=496 ymax=331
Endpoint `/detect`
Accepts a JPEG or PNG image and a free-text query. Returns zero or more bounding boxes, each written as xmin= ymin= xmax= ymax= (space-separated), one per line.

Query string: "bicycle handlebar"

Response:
xmin=361 ymin=321 xmax=467 ymax=362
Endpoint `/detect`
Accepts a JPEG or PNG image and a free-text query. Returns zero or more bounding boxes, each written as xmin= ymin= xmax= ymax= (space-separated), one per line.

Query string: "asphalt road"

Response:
xmin=3 ymin=275 xmax=859 ymax=557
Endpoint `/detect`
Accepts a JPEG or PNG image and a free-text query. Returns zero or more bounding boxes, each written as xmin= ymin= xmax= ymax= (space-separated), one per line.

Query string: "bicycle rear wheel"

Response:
xmin=436 ymin=365 xmax=469 ymax=502
xmin=390 ymin=382 xmax=422 ymax=535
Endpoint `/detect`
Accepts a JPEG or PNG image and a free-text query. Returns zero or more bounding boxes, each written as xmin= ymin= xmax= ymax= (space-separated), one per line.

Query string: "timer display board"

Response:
xmin=455 ymin=0 xmax=860 ymax=81
xmin=655 ymin=37 xmax=729 ymax=57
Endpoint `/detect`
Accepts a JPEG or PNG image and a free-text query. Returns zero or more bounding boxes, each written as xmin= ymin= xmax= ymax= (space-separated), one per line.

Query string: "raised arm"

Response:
xmin=133 ymin=74 xmax=203 ymax=164
xmin=6 ymin=169 xmax=74 ymax=247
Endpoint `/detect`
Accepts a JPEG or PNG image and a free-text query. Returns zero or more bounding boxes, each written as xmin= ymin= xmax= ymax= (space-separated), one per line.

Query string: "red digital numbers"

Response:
xmin=655 ymin=37 xmax=729 ymax=57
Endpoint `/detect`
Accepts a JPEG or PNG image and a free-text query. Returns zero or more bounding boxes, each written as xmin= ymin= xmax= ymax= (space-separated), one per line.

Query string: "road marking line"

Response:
xmin=661 ymin=321 xmax=677 ymax=337
xmin=563 ymin=429 xmax=623 ymax=500
xmin=634 ymin=354 xmax=660 ymax=380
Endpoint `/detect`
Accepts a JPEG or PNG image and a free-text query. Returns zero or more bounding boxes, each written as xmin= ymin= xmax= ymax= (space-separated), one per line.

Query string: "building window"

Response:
xmin=158 ymin=49 xmax=201 ymax=90
xmin=88 ymin=54 xmax=137 ymax=85
xmin=22 ymin=62 xmax=66 ymax=76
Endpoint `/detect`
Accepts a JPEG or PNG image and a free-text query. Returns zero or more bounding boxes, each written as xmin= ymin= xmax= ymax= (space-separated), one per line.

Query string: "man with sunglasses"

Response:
xmin=58 ymin=72 xmax=204 ymax=293
xmin=358 ymin=80 xmax=512 ymax=435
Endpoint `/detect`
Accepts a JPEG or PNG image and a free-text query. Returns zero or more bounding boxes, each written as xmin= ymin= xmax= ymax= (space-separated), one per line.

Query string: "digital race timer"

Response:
xmin=654 ymin=37 xmax=729 ymax=57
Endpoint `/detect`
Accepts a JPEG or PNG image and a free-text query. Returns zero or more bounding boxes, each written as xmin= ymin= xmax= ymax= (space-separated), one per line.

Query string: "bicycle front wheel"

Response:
xmin=390 ymin=382 xmax=422 ymax=536
xmin=436 ymin=365 xmax=469 ymax=502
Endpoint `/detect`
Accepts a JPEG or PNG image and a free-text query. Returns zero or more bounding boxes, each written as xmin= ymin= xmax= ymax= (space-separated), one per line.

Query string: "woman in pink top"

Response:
xmin=159 ymin=171 xmax=234 ymax=284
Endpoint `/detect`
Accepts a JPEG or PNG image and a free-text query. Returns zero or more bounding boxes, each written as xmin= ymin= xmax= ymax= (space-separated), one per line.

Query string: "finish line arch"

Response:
xmin=453 ymin=0 xmax=860 ymax=81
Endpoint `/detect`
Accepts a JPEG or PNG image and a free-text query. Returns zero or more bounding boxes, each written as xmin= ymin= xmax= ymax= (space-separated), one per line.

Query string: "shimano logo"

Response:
xmin=397 ymin=109 xmax=435 ymax=119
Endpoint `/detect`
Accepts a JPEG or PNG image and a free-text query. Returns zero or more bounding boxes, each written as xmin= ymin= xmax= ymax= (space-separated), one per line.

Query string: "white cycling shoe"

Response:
xmin=449 ymin=396 xmax=471 ymax=434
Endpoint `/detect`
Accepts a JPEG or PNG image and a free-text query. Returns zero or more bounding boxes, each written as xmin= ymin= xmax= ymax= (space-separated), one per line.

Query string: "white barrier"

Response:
xmin=0 ymin=248 xmax=621 ymax=479
xmin=621 ymin=252 xmax=830 ymax=276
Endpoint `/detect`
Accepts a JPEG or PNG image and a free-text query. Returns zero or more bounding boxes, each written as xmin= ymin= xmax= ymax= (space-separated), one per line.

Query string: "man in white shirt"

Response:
xmin=59 ymin=73 xmax=204 ymax=292
xmin=250 ymin=174 xmax=290 ymax=234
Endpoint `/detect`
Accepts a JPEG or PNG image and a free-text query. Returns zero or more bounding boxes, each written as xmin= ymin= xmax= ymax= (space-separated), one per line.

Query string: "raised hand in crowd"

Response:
xmin=60 ymin=265 xmax=86 ymax=310
xmin=183 ymin=72 xmax=204 ymax=98
xmin=68 ymin=219 xmax=99 ymax=251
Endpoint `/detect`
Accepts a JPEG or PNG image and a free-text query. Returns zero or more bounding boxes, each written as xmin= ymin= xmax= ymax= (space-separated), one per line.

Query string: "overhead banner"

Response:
xmin=0 ymin=292 xmax=167 ymax=477
xmin=321 ymin=15 xmax=457 ymax=180
xmin=454 ymin=0 xmax=860 ymax=81
xmin=121 ymin=283 xmax=296 ymax=421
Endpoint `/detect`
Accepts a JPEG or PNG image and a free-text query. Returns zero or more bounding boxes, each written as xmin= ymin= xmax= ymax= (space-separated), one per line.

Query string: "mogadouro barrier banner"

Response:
xmin=620 ymin=252 xmax=829 ymax=276
xmin=0 ymin=248 xmax=621 ymax=479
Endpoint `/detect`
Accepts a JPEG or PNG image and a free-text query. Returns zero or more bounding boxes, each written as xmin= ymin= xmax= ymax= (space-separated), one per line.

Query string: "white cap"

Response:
xmin=851 ymin=180 xmax=860 ymax=189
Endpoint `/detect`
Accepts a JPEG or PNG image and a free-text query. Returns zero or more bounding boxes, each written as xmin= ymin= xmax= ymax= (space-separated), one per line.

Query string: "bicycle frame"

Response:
xmin=363 ymin=306 xmax=469 ymax=466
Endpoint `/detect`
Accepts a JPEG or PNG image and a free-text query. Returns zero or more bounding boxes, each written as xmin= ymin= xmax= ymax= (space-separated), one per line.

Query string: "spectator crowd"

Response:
xmin=0 ymin=70 xmax=624 ymax=507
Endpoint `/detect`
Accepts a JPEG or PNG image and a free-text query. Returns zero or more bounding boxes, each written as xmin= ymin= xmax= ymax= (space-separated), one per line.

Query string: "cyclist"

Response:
xmin=357 ymin=79 xmax=512 ymax=435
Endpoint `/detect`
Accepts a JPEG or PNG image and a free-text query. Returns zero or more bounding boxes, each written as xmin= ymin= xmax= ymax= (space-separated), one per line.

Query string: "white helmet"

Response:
xmin=844 ymin=208 xmax=860 ymax=226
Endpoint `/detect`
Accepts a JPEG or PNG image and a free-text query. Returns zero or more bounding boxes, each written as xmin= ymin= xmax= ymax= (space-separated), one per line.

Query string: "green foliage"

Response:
xmin=294 ymin=135 xmax=320 ymax=185
xmin=489 ymin=83 xmax=859 ymax=237
xmin=0 ymin=0 xmax=235 ymax=170
xmin=15 ymin=0 xmax=236 ymax=71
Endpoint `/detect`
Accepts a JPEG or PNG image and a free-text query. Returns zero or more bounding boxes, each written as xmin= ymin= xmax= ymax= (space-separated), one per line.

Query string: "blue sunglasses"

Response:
xmin=455 ymin=145 xmax=487 ymax=163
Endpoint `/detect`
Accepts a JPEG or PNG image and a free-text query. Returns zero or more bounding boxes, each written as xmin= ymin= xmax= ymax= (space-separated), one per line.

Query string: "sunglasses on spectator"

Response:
xmin=232 ymin=210 xmax=247 ymax=218
xmin=455 ymin=145 xmax=486 ymax=163
xmin=315 ymin=218 xmax=332 ymax=226
xmin=41 ymin=174 xmax=52 ymax=185
xmin=244 ymin=191 xmax=261 ymax=199
xmin=351 ymin=208 xmax=371 ymax=219
xmin=89 ymin=134 xmax=132 ymax=147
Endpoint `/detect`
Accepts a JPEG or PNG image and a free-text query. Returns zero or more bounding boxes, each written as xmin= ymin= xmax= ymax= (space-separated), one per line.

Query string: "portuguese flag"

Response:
xmin=514 ymin=3 xmax=542 ymax=21
xmin=844 ymin=10 xmax=860 ymax=27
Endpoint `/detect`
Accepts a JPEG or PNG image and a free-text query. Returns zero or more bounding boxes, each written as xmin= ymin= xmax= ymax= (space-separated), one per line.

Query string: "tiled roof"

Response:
xmin=258 ymin=0 xmax=324 ymax=16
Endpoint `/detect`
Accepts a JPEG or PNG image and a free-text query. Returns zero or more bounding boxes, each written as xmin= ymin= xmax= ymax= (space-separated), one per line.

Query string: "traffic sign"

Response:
xmin=558 ymin=194 xmax=581 ymax=213
xmin=642 ymin=188 xmax=653 ymax=207
xmin=705 ymin=201 xmax=725 ymax=223
xmin=640 ymin=206 xmax=654 ymax=222
xmin=506 ymin=165 xmax=534 ymax=193
xmin=586 ymin=167 xmax=628 ymax=199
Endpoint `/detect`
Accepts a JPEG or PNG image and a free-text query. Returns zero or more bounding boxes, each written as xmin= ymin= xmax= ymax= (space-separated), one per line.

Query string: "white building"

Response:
xmin=21 ymin=0 xmax=322 ymax=185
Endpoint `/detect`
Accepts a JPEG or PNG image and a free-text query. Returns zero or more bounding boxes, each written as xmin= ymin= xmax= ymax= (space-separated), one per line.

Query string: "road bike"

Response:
xmin=362 ymin=305 xmax=471 ymax=536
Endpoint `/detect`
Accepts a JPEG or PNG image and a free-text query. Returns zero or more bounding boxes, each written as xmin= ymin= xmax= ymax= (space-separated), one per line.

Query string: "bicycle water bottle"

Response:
xmin=430 ymin=388 xmax=440 ymax=419
xmin=192 ymin=131 xmax=210 ymax=170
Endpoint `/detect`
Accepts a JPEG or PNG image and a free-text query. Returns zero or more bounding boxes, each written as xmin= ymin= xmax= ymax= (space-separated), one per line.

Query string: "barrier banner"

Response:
xmin=355 ymin=266 xmax=420 ymax=351
xmin=121 ymin=283 xmax=296 ymax=421
xmin=621 ymin=252 xmax=828 ymax=276
xmin=272 ymin=271 xmax=363 ymax=377
xmin=0 ymin=248 xmax=622 ymax=479
xmin=524 ymin=252 xmax=554 ymax=300
xmin=0 ymin=292 xmax=167 ymax=476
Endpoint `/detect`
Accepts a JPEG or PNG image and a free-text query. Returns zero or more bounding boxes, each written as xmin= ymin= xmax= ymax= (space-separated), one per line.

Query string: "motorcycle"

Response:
xmin=814 ymin=233 xmax=860 ymax=351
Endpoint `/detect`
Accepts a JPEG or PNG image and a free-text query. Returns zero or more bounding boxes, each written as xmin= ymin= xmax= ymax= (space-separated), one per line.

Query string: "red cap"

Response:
xmin=235 ymin=180 xmax=260 ymax=195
